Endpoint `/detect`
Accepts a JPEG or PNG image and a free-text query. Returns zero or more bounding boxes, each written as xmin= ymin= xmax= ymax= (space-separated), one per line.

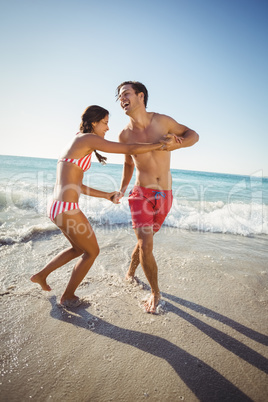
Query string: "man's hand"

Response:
xmin=108 ymin=191 xmax=121 ymax=204
xmin=118 ymin=190 xmax=125 ymax=200
xmin=160 ymin=134 xmax=183 ymax=151
xmin=111 ymin=190 xmax=125 ymax=203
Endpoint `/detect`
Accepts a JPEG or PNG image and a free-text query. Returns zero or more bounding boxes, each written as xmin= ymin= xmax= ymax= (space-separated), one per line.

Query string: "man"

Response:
xmin=116 ymin=81 xmax=199 ymax=313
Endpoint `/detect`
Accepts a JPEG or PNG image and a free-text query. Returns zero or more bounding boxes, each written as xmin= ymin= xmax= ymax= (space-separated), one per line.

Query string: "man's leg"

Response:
xmin=127 ymin=186 xmax=152 ymax=281
xmin=134 ymin=226 xmax=160 ymax=313
xmin=125 ymin=232 xmax=156 ymax=280
xmin=125 ymin=242 xmax=140 ymax=280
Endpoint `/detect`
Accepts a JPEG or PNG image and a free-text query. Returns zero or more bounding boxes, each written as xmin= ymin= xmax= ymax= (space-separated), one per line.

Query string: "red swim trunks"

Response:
xmin=128 ymin=186 xmax=173 ymax=233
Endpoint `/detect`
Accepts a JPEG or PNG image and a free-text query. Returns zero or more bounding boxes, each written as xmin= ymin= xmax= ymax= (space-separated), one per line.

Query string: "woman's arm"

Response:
xmin=84 ymin=134 xmax=165 ymax=155
xmin=81 ymin=185 xmax=120 ymax=203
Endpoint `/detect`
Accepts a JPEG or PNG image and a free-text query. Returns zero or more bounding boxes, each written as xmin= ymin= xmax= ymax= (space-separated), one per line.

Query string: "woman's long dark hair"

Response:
xmin=80 ymin=105 xmax=108 ymax=165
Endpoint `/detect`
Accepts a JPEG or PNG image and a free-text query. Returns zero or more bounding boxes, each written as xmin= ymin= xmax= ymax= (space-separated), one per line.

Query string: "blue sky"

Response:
xmin=1 ymin=0 xmax=267 ymax=176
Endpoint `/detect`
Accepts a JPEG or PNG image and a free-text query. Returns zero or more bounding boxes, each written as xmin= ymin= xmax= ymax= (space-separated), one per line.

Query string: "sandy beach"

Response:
xmin=1 ymin=226 xmax=267 ymax=401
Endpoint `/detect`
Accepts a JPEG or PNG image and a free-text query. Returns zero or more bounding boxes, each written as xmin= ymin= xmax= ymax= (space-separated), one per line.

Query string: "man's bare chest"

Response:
xmin=128 ymin=125 xmax=167 ymax=143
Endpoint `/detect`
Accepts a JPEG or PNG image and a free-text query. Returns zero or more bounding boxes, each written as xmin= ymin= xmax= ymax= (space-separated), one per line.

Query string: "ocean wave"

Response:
xmin=0 ymin=198 xmax=267 ymax=245
xmin=83 ymin=198 xmax=268 ymax=236
xmin=0 ymin=183 xmax=54 ymax=213
xmin=165 ymin=202 xmax=268 ymax=236
xmin=0 ymin=223 xmax=59 ymax=246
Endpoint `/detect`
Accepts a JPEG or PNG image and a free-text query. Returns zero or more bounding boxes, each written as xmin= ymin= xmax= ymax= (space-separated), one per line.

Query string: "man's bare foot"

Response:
xmin=60 ymin=295 xmax=82 ymax=308
xmin=30 ymin=274 xmax=51 ymax=291
xmin=143 ymin=292 xmax=161 ymax=314
xmin=125 ymin=273 xmax=140 ymax=285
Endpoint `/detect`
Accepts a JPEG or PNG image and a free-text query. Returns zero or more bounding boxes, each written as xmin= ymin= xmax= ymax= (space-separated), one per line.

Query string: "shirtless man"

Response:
xmin=116 ymin=81 xmax=199 ymax=313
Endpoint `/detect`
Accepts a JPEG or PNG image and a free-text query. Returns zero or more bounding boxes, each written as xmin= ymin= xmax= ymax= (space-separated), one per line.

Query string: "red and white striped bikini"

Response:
xmin=58 ymin=153 xmax=92 ymax=172
xmin=48 ymin=153 xmax=92 ymax=221
xmin=49 ymin=200 xmax=79 ymax=221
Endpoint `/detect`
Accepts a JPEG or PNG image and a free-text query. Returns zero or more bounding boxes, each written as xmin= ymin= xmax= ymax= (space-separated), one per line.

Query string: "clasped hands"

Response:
xmin=159 ymin=133 xmax=183 ymax=151
xmin=107 ymin=134 xmax=182 ymax=204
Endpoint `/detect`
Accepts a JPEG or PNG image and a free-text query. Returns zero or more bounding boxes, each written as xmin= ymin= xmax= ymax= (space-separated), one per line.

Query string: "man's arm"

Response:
xmin=162 ymin=115 xmax=199 ymax=151
xmin=118 ymin=129 xmax=135 ymax=197
xmin=119 ymin=154 xmax=135 ymax=196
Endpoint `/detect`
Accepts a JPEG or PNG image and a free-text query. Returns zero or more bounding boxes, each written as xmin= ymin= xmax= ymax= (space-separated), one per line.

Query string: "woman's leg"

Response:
xmin=54 ymin=210 xmax=99 ymax=303
xmin=30 ymin=234 xmax=83 ymax=291
xmin=31 ymin=209 xmax=99 ymax=301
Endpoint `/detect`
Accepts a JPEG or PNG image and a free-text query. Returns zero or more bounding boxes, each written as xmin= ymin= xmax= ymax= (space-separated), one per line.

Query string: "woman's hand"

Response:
xmin=159 ymin=134 xmax=183 ymax=151
xmin=107 ymin=191 xmax=121 ymax=204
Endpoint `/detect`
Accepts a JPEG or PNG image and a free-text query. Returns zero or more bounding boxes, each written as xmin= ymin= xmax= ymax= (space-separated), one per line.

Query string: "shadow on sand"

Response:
xmin=49 ymin=293 xmax=268 ymax=401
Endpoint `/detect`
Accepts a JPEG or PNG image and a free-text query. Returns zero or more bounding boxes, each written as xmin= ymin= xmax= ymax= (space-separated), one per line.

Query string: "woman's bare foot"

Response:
xmin=30 ymin=274 xmax=51 ymax=291
xmin=144 ymin=292 xmax=161 ymax=314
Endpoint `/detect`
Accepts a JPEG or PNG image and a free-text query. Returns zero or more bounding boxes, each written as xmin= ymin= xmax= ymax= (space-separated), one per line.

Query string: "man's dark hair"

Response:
xmin=116 ymin=81 xmax=149 ymax=108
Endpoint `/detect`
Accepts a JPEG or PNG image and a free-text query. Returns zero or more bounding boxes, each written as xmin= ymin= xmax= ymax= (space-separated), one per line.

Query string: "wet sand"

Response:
xmin=0 ymin=227 xmax=268 ymax=401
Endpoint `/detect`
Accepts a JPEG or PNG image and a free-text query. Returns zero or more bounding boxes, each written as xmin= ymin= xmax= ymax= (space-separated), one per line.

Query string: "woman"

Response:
xmin=31 ymin=105 xmax=166 ymax=307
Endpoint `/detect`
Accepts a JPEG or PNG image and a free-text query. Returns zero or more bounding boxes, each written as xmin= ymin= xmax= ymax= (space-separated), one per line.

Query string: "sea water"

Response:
xmin=0 ymin=154 xmax=267 ymax=247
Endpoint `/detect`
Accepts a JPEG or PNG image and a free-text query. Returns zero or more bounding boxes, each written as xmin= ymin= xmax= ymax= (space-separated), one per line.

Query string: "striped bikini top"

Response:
xmin=58 ymin=153 xmax=92 ymax=172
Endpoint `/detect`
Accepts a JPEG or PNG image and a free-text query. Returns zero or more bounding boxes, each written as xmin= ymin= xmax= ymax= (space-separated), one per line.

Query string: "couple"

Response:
xmin=31 ymin=81 xmax=199 ymax=313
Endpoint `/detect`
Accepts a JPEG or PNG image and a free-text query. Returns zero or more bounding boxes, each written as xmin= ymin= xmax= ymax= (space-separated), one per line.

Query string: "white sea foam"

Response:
xmin=165 ymin=201 xmax=268 ymax=236
xmin=80 ymin=197 xmax=268 ymax=236
xmin=0 ymin=192 xmax=267 ymax=246
xmin=0 ymin=156 xmax=267 ymax=243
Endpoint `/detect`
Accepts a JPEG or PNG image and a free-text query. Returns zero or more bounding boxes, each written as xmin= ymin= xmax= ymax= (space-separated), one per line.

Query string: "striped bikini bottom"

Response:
xmin=48 ymin=200 xmax=80 ymax=222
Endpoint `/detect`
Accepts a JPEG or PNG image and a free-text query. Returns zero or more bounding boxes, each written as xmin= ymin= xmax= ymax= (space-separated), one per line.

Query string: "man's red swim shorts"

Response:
xmin=128 ymin=186 xmax=173 ymax=233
